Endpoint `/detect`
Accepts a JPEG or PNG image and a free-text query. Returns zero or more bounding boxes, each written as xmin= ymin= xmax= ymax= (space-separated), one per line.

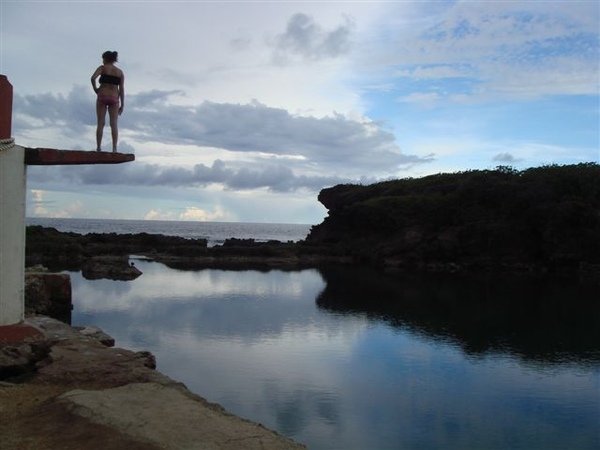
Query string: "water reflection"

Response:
xmin=75 ymin=265 xmax=332 ymax=342
xmin=316 ymin=265 xmax=600 ymax=365
xmin=69 ymin=261 xmax=600 ymax=450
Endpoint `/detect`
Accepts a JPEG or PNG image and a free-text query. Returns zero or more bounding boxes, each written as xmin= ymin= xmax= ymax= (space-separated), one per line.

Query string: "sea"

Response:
xmin=26 ymin=217 xmax=313 ymax=246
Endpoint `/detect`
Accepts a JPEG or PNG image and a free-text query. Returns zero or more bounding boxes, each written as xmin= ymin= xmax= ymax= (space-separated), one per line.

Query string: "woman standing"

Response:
xmin=91 ymin=51 xmax=125 ymax=152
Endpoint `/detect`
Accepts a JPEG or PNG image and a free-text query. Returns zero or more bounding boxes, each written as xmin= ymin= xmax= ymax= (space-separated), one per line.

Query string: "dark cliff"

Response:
xmin=306 ymin=163 xmax=600 ymax=272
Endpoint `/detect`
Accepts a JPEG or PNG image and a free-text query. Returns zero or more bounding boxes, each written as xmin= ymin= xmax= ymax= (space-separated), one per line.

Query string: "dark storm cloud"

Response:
xmin=14 ymin=85 xmax=94 ymax=134
xmin=129 ymin=90 xmax=185 ymax=108
xmin=124 ymin=99 xmax=430 ymax=173
xmin=15 ymin=86 xmax=432 ymax=177
xmin=272 ymin=13 xmax=354 ymax=64
xmin=27 ymin=159 xmax=349 ymax=193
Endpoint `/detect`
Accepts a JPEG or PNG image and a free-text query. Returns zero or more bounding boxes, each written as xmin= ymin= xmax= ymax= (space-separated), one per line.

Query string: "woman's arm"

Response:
xmin=119 ymin=72 xmax=125 ymax=115
xmin=91 ymin=66 xmax=102 ymax=93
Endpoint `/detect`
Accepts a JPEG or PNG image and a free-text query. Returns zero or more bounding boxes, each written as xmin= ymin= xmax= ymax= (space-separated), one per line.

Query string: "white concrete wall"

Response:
xmin=0 ymin=145 xmax=26 ymax=325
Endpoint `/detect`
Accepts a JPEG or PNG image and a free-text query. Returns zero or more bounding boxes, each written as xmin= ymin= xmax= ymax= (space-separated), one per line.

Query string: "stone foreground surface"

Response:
xmin=57 ymin=382 xmax=301 ymax=450
xmin=0 ymin=316 xmax=304 ymax=450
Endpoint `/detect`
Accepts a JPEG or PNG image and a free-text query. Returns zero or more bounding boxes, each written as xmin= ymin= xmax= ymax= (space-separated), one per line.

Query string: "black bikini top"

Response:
xmin=99 ymin=74 xmax=121 ymax=85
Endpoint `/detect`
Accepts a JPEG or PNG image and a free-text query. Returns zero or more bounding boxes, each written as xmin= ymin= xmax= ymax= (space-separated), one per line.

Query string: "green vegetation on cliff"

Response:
xmin=306 ymin=163 xmax=600 ymax=271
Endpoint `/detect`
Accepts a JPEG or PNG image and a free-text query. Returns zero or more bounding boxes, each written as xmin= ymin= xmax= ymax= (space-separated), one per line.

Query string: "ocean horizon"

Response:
xmin=26 ymin=217 xmax=314 ymax=247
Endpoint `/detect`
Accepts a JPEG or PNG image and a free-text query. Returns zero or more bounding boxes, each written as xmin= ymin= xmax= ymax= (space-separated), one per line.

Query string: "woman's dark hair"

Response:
xmin=102 ymin=51 xmax=118 ymax=63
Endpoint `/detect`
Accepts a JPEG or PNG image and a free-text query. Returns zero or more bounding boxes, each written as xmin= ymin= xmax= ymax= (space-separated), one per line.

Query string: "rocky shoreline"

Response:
xmin=25 ymin=225 xmax=600 ymax=281
xmin=25 ymin=164 xmax=600 ymax=279
xmin=0 ymin=315 xmax=305 ymax=449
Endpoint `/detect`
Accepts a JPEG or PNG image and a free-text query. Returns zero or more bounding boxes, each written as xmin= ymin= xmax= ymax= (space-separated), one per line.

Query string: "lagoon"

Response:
xmin=70 ymin=260 xmax=600 ymax=450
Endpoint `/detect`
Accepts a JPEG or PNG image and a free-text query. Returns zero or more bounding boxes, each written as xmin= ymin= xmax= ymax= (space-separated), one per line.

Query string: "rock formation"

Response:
xmin=307 ymin=163 xmax=600 ymax=273
xmin=25 ymin=269 xmax=72 ymax=323
xmin=81 ymin=256 xmax=143 ymax=281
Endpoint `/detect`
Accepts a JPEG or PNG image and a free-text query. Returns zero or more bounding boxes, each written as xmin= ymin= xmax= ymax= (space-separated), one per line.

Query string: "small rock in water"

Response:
xmin=81 ymin=256 xmax=143 ymax=281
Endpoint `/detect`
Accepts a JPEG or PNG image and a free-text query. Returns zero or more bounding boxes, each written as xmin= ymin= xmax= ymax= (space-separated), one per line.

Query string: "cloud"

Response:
xmin=29 ymin=189 xmax=52 ymax=216
xmin=15 ymin=87 xmax=432 ymax=179
xmin=144 ymin=209 xmax=176 ymax=221
xmin=272 ymin=13 xmax=354 ymax=64
xmin=28 ymin=188 xmax=83 ymax=218
xmin=27 ymin=159 xmax=351 ymax=193
xmin=14 ymin=85 xmax=94 ymax=134
xmin=395 ymin=65 xmax=472 ymax=80
xmin=230 ymin=36 xmax=252 ymax=52
xmin=371 ymin=1 xmax=599 ymax=101
xmin=179 ymin=206 xmax=232 ymax=222
xmin=124 ymin=99 xmax=431 ymax=174
xmin=493 ymin=152 xmax=519 ymax=164
xmin=21 ymin=83 xmax=416 ymax=192
xmin=143 ymin=206 xmax=232 ymax=222
xmin=397 ymin=92 xmax=442 ymax=108
xmin=30 ymin=189 xmax=44 ymax=203
xmin=116 ymin=141 xmax=136 ymax=154
xmin=129 ymin=90 xmax=185 ymax=109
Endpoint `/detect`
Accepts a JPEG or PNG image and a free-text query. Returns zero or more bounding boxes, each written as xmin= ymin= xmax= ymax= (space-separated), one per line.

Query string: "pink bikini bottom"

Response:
xmin=98 ymin=94 xmax=119 ymax=107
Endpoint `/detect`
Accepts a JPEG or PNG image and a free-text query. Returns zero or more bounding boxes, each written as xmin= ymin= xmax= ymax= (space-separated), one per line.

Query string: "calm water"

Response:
xmin=70 ymin=261 xmax=600 ymax=450
xmin=26 ymin=217 xmax=312 ymax=246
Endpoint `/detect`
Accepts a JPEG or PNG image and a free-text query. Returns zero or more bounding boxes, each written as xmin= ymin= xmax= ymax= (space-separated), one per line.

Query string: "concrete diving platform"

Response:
xmin=24 ymin=148 xmax=135 ymax=165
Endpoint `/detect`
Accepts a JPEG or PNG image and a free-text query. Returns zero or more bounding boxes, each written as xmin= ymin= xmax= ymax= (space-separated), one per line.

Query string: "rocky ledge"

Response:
xmin=0 ymin=316 xmax=304 ymax=449
xmin=26 ymin=226 xmax=348 ymax=273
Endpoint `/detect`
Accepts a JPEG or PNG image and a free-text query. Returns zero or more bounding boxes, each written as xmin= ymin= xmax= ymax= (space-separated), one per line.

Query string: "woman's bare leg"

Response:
xmin=108 ymin=103 xmax=119 ymax=152
xmin=96 ymin=100 xmax=106 ymax=151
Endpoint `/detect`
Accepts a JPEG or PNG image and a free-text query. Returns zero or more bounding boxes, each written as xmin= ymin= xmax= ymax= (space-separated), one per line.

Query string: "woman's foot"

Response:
xmin=96 ymin=148 xmax=101 ymax=152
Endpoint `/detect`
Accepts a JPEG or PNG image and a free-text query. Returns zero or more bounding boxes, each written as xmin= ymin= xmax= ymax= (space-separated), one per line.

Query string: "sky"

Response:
xmin=1 ymin=0 xmax=599 ymax=224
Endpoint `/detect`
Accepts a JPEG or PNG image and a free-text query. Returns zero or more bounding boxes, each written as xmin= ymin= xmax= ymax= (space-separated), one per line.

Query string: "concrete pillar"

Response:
xmin=0 ymin=75 xmax=25 ymax=325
